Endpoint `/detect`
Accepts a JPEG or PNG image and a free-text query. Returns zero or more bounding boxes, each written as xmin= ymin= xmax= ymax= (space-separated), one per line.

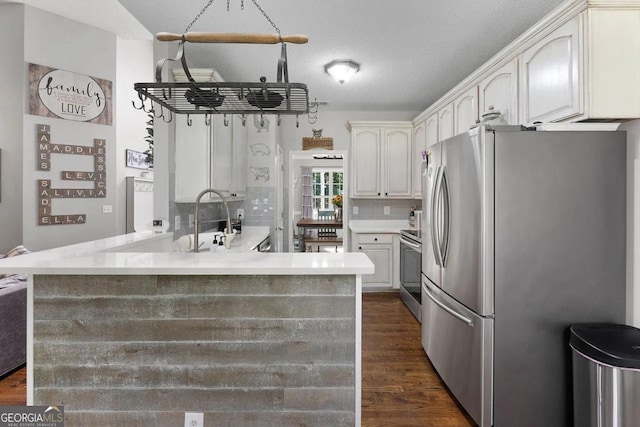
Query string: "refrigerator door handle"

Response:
xmin=440 ymin=166 xmax=451 ymax=267
xmin=430 ymin=166 xmax=443 ymax=266
xmin=422 ymin=280 xmax=473 ymax=327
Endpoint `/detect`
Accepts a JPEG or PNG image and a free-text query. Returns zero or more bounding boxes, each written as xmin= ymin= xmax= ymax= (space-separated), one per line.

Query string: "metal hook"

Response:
xmin=132 ymin=97 xmax=145 ymax=110
xmin=241 ymin=114 xmax=247 ymax=126
xmin=261 ymin=114 xmax=265 ymax=128
xmin=277 ymin=115 xmax=281 ymax=126
xmin=162 ymin=109 xmax=173 ymax=123
xmin=204 ymin=114 xmax=211 ymax=126
xmin=187 ymin=114 xmax=193 ymax=126
xmin=154 ymin=105 xmax=164 ymax=119
xmin=223 ymin=114 xmax=229 ymax=127
xmin=296 ymin=115 xmax=299 ymax=128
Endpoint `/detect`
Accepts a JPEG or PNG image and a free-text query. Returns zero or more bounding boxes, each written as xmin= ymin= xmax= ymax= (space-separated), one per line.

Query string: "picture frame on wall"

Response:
xmin=126 ymin=149 xmax=152 ymax=170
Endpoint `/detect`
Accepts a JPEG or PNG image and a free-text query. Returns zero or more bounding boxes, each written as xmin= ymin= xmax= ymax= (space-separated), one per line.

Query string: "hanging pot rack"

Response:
xmin=132 ymin=0 xmax=311 ymax=125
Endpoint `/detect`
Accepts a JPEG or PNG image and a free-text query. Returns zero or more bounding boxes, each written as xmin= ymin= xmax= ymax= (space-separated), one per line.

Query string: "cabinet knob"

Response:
xmin=378 ymin=192 xmax=381 ymax=196
xmin=374 ymin=238 xmax=378 ymax=242
xmin=385 ymin=192 xmax=388 ymax=196
xmin=359 ymin=246 xmax=362 ymax=250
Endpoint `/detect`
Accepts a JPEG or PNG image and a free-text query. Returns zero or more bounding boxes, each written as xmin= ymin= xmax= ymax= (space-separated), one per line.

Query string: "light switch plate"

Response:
xmin=237 ymin=208 xmax=244 ymax=219
xmin=102 ymin=205 xmax=112 ymax=214
xmin=175 ymin=215 xmax=181 ymax=231
xmin=189 ymin=214 xmax=195 ymax=228
xmin=353 ymin=206 xmax=358 ymax=215
xmin=384 ymin=206 xmax=390 ymax=215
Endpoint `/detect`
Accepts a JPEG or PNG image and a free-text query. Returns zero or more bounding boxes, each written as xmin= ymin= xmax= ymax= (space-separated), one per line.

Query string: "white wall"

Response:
xmin=0 ymin=4 xmax=153 ymax=252
xmin=0 ymin=4 xmax=25 ymax=253
xmin=21 ymin=6 xmax=117 ymax=251
xmin=621 ymin=118 xmax=640 ymax=327
xmin=115 ymin=38 xmax=154 ymax=234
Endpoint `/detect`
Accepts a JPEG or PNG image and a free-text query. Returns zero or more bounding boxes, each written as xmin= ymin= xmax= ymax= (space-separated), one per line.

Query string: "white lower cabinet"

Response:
xmin=352 ymin=232 xmax=394 ymax=288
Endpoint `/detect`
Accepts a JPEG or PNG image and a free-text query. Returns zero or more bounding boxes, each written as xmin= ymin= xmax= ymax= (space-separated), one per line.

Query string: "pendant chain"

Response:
xmin=184 ymin=0 xmax=280 ymax=39
xmin=184 ymin=0 xmax=215 ymax=33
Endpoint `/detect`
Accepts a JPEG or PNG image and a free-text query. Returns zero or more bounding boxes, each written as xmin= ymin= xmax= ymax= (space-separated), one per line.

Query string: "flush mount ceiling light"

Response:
xmin=324 ymin=60 xmax=360 ymax=84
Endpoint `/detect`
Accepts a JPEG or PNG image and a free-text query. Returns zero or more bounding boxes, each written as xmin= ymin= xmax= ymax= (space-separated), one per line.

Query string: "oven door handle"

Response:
xmin=399 ymin=235 xmax=422 ymax=252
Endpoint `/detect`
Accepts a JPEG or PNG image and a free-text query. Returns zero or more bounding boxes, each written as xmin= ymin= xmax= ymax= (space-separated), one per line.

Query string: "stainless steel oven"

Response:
xmin=399 ymin=229 xmax=422 ymax=322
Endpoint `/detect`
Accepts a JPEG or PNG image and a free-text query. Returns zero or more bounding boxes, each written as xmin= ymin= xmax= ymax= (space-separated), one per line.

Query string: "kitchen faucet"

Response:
xmin=193 ymin=189 xmax=232 ymax=253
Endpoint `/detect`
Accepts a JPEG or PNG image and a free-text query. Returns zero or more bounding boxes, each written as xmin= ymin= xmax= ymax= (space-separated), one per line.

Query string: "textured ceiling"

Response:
xmin=10 ymin=0 xmax=566 ymax=113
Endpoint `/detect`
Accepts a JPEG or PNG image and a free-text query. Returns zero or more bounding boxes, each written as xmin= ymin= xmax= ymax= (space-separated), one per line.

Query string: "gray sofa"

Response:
xmin=0 ymin=246 xmax=29 ymax=377
xmin=0 ymin=278 xmax=26 ymax=376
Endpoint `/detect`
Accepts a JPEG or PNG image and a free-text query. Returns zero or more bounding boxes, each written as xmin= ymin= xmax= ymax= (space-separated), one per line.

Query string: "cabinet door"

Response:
xmin=454 ymin=86 xmax=479 ymax=136
xmin=384 ymin=128 xmax=412 ymax=198
xmin=230 ymin=115 xmax=247 ymax=198
xmin=357 ymin=244 xmax=393 ymax=287
xmin=438 ymin=103 xmax=454 ymax=142
xmin=519 ymin=15 xmax=582 ymax=125
xmin=479 ymin=59 xmax=519 ymax=125
xmin=211 ymin=115 xmax=233 ymax=195
xmin=412 ymin=121 xmax=426 ymax=199
xmin=351 ymin=127 xmax=381 ymax=197
xmin=174 ymin=115 xmax=211 ymax=201
xmin=425 ymin=112 xmax=439 ymax=148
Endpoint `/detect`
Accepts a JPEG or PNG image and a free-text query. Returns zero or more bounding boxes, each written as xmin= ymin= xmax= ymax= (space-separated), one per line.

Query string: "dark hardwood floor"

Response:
xmin=0 ymin=292 xmax=474 ymax=426
xmin=361 ymin=292 xmax=475 ymax=426
xmin=0 ymin=365 xmax=26 ymax=406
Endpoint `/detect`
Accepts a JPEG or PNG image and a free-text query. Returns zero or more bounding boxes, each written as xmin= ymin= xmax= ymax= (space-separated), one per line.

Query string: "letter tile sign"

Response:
xmin=36 ymin=124 xmax=106 ymax=225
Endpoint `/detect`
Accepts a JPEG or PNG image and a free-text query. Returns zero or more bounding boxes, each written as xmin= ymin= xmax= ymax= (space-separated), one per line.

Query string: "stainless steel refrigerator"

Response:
xmin=421 ymin=126 xmax=626 ymax=427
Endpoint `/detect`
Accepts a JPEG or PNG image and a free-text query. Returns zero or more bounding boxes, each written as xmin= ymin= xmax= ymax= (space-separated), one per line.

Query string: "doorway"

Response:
xmin=287 ymin=150 xmax=348 ymax=252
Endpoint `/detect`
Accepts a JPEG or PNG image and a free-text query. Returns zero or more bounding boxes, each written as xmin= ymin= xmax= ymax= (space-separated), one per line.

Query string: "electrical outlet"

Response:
xmin=384 ymin=206 xmax=390 ymax=215
xmin=236 ymin=208 xmax=244 ymax=219
xmin=189 ymin=214 xmax=195 ymax=228
xmin=353 ymin=206 xmax=358 ymax=215
xmin=184 ymin=412 xmax=203 ymax=427
xmin=175 ymin=215 xmax=181 ymax=231
xmin=102 ymin=205 xmax=112 ymax=214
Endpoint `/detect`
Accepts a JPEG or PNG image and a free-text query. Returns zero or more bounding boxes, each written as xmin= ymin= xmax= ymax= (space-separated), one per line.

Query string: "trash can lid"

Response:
xmin=570 ymin=323 xmax=640 ymax=369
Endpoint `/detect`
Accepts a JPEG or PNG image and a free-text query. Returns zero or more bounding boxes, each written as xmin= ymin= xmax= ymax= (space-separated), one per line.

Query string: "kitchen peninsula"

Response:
xmin=0 ymin=232 xmax=374 ymax=426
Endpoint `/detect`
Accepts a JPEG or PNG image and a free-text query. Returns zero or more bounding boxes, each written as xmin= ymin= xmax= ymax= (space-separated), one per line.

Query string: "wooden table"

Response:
xmin=296 ymin=218 xmax=343 ymax=251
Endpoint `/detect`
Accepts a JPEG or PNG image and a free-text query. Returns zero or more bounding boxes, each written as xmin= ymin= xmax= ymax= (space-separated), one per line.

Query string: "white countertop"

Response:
xmin=0 ymin=229 xmax=374 ymax=276
xmin=348 ymin=220 xmax=413 ymax=234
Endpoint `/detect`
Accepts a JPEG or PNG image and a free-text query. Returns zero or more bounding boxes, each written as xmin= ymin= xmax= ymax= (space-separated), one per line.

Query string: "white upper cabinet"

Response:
xmin=519 ymin=15 xmax=581 ymax=125
xmin=174 ymin=114 xmax=245 ymax=203
xmin=175 ymin=115 xmax=210 ymax=202
xmin=351 ymin=127 xmax=381 ymax=197
xmin=479 ymin=59 xmax=519 ymax=124
xmin=425 ymin=112 xmax=439 ymax=148
xmin=453 ymin=86 xmax=479 ymax=135
xmin=413 ymin=3 xmax=640 ymax=129
xmin=384 ymin=127 xmax=412 ymax=198
xmin=230 ymin=115 xmax=247 ymax=198
xmin=438 ymin=104 xmax=454 ymax=142
xmin=211 ymin=115 xmax=233 ymax=197
xmin=585 ymin=7 xmax=640 ymax=119
xmin=412 ymin=121 xmax=426 ymax=199
xmin=349 ymin=122 xmax=413 ymax=198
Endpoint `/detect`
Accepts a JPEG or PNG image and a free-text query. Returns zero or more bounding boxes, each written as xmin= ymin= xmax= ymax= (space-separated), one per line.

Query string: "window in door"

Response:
xmin=312 ymin=169 xmax=343 ymax=211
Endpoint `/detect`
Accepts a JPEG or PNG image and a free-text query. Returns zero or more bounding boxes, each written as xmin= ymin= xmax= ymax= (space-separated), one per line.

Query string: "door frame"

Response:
xmin=287 ymin=150 xmax=349 ymax=252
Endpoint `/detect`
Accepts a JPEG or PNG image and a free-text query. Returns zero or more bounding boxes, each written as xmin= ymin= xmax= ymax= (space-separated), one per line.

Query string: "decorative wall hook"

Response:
xmin=223 ymin=114 xmax=229 ymax=126
xmin=204 ymin=114 xmax=211 ymax=126
xmin=187 ymin=114 xmax=193 ymax=126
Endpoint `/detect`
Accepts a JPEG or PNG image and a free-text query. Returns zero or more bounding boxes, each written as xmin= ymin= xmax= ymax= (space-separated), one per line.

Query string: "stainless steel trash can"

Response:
xmin=570 ymin=324 xmax=640 ymax=427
